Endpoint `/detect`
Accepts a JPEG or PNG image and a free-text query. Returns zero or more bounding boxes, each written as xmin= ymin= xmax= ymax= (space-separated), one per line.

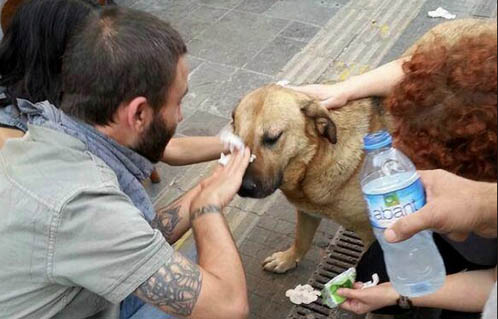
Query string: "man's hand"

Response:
xmin=190 ymin=147 xmax=251 ymax=218
xmin=337 ymin=282 xmax=399 ymax=315
xmin=385 ymin=169 xmax=498 ymax=243
xmin=286 ymin=83 xmax=350 ymax=110
xmin=137 ymin=148 xmax=252 ymax=319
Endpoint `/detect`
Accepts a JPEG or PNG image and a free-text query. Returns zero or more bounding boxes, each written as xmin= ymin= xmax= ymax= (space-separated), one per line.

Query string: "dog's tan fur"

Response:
xmin=233 ymin=19 xmax=497 ymax=273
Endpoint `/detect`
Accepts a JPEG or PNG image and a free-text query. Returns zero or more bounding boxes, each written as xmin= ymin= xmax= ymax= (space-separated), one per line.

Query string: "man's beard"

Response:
xmin=133 ymin=115 xmax=175 ymax=163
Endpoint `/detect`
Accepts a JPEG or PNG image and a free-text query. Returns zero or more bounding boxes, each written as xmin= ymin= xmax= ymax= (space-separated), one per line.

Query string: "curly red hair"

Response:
xmin=386 ymin=31 xmax=497 ymax=182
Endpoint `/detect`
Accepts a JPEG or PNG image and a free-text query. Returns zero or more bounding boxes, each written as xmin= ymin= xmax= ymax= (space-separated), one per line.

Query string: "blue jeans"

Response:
xmin=120 ymin=295 xmax=174 ymax=319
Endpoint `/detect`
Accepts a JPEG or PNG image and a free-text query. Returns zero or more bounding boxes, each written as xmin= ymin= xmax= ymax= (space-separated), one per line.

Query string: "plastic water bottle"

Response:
xmin=360 ymin=131 xmax=446 ymax=297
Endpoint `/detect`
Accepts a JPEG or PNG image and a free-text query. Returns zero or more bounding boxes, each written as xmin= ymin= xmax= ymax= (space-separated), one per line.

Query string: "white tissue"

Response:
xmin=218 ymin=153 xmax=231 ymax=166
xmin=361 ymin=273 xmax=380 ymax=289
xmin=218 ymin=153 xmax=257 ymax=167
xmin=218 ymin=130 xmax=257 ymax=166
xmin=286 ymin=284 xmax=321 ymax=305
xmin=219 ymin=130 xmax=245 ymax=153
xmin=428 ymin=7 xmax=456 ymax=20
xmin=276 ymin=80 xmax=291 ymax=87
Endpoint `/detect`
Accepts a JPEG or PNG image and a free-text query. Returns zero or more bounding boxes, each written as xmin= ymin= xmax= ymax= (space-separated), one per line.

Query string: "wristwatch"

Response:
xmin=397 ymin=296 xmax=413 ymax=310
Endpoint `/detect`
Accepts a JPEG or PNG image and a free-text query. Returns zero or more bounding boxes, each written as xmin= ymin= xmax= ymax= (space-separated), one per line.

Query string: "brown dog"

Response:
xmin=234 ymin=84 xmax=388 ymax=273
xmin=232 ymin=19 xmax=496 ymax=273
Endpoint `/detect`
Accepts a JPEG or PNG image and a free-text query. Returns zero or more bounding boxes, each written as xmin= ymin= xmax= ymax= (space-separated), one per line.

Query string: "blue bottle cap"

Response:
xmin=363 ymin=131 xmax=392 ymax=151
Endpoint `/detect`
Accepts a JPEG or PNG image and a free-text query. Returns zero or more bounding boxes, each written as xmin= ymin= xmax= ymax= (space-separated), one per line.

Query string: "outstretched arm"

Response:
xmin=162 ymin=136 xmax=226 ymax=166
xmin=135 ymin=148 xmax=251 ymax=319
xmin=288 ymin=57 xmax=410 ymax=109
xmin=338 ymin=268 xmax=497 ymax=315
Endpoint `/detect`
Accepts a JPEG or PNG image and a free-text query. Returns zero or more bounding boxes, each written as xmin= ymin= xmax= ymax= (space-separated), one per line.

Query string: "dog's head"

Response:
xmin=233 ymin=84 xmax=337 ymax=198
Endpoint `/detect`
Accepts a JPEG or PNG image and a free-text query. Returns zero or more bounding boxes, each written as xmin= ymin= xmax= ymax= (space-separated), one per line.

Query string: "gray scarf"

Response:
xmin=12 ymin=98 xmax=156 ymax=222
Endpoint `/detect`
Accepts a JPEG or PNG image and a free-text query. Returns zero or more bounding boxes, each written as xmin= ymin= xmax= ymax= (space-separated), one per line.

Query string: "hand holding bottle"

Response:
xmin=385 ymin=169 xmax=498 ymax=243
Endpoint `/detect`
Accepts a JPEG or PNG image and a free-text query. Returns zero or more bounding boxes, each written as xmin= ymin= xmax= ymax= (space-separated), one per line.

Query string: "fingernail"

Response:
xmin=384 ymin=229 xmax=398 ymax=242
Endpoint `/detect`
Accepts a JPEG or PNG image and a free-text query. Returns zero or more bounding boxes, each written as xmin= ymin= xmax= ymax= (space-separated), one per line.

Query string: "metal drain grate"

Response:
xmin=287 ymin=227 xmax=365 ymax=319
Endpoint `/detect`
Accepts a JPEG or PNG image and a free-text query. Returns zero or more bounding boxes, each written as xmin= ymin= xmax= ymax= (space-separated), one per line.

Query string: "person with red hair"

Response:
xmin=292 ymin=19 xmax=497 ymax=319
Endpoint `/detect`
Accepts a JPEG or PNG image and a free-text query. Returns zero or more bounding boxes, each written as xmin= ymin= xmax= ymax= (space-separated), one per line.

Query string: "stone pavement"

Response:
xmin=116 ymin=0 xmax=496 ymax=318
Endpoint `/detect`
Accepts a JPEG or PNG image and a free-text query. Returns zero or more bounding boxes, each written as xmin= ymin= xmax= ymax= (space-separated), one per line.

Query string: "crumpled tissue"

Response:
xmin=219 ymin=130 xmax=245 ymax=152
xmin=286 ymin=284 xmax=321 ymax=305
xmin=428 ymin=7 xmax=456 ymax=20
xmin=218 ymin=153 xmax=256 ymax=166
xmin=276 ymin=80 xmax=291 ymax=87
xmin=218 ymin=130 xmax=256 ymax=166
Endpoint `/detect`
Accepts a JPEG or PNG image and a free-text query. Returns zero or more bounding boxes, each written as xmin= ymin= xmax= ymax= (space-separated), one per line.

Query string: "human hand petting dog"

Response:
xmin=385 ymin=169 xmax=498 ymax=243
xmin=285 ymin=58 xmax=410 ymax=110
xmin=190 ymin=147 xmax=251 ymax=216
xmin=284 ymin=83 xmax=351 ymax=110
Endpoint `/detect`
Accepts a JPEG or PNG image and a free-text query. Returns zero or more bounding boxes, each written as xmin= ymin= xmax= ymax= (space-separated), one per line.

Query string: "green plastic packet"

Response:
xmin=322 ymin=267 xmax=356 ymax=308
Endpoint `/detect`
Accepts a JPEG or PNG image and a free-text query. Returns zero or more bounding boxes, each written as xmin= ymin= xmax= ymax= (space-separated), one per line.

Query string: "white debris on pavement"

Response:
xmin=428 ymin=7 xmax=456 ymax=20
xmin=362 ymin=273 xmax=380 ymax=289
xmin=276 ymin=80 xmax=290 ymax=87
xmin=286 ymin=284 xmax=321 ymax=305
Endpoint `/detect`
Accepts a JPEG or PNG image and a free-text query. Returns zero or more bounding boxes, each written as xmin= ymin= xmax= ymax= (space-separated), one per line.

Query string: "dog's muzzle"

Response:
xmin=238 ymin=173 xmax=281 ymax=199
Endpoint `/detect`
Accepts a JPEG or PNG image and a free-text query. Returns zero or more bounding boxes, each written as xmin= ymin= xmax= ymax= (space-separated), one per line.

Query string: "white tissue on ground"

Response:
xmin=286 ymin=284 xmax=321 ymax=305
xmin=428 ymin=7 xmax=456 ymax=19
xmin=362 ymin=273 xmax=380 ymax=289
xmin=276 ymin=80 xmax=291 ymax=87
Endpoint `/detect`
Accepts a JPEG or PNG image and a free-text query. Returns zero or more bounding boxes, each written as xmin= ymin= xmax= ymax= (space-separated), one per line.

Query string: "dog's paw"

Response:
xmin=262 ymin=250 xmax=298 ymax=273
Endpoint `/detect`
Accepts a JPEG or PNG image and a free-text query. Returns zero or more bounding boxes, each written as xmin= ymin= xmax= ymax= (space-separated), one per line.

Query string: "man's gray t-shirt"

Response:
xmin=0 ymin=125 xmax=173 ymax=318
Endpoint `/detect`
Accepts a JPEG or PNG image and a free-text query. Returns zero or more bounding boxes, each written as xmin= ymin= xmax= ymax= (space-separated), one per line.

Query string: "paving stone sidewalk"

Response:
xmin=118 ymin=0 xmax=496 ymax=318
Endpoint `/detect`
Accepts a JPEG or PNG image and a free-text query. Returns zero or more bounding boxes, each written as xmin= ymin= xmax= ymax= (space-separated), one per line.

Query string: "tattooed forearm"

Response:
xmin=190 ymin=205 xmax=222 ymax=223
xmin=135 ymin=252 xmax=203 ymax=316
xmin=151 ymin=204 xmax=182 ymax=243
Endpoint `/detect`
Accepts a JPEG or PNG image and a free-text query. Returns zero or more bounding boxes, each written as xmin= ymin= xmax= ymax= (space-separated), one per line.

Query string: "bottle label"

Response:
xmin=363 ymin=178 xmax=426 ymax=229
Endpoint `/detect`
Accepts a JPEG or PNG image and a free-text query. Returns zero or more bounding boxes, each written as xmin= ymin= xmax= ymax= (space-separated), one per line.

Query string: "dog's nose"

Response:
xmin=238 ymin=177 xmax=258 ymax=197
xmin=243 ymin=179 xmax=257 ymax=192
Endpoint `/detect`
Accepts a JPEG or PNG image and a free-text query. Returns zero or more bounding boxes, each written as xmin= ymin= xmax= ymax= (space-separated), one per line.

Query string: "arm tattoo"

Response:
xmin=135 ymin=252 xmax=203 ymax=316
xmin=190 ymin=205 xmax=222 ymax=223
xmin=151 ymin=204 xmax=181 ymax=243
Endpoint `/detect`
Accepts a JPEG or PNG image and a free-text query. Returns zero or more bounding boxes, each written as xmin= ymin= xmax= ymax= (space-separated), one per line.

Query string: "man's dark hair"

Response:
xmin=0 ymin=0 xmax=100 ymax=106
xmin=61 ymin=6 xmax=187 ymax=125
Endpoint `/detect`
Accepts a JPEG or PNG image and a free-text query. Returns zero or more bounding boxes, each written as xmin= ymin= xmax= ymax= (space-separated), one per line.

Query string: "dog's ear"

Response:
xmin=301 ymin=101 xmax=337 ymax=144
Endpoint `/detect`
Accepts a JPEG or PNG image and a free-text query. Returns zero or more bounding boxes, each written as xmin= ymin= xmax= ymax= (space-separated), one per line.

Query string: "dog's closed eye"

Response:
xmin=262 ymin=132 xmax=283 ymax=146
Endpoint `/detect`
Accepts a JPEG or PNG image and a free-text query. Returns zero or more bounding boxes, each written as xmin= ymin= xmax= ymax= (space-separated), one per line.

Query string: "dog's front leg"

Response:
xmin=263 ymin=210 xmax=321 ymax=273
